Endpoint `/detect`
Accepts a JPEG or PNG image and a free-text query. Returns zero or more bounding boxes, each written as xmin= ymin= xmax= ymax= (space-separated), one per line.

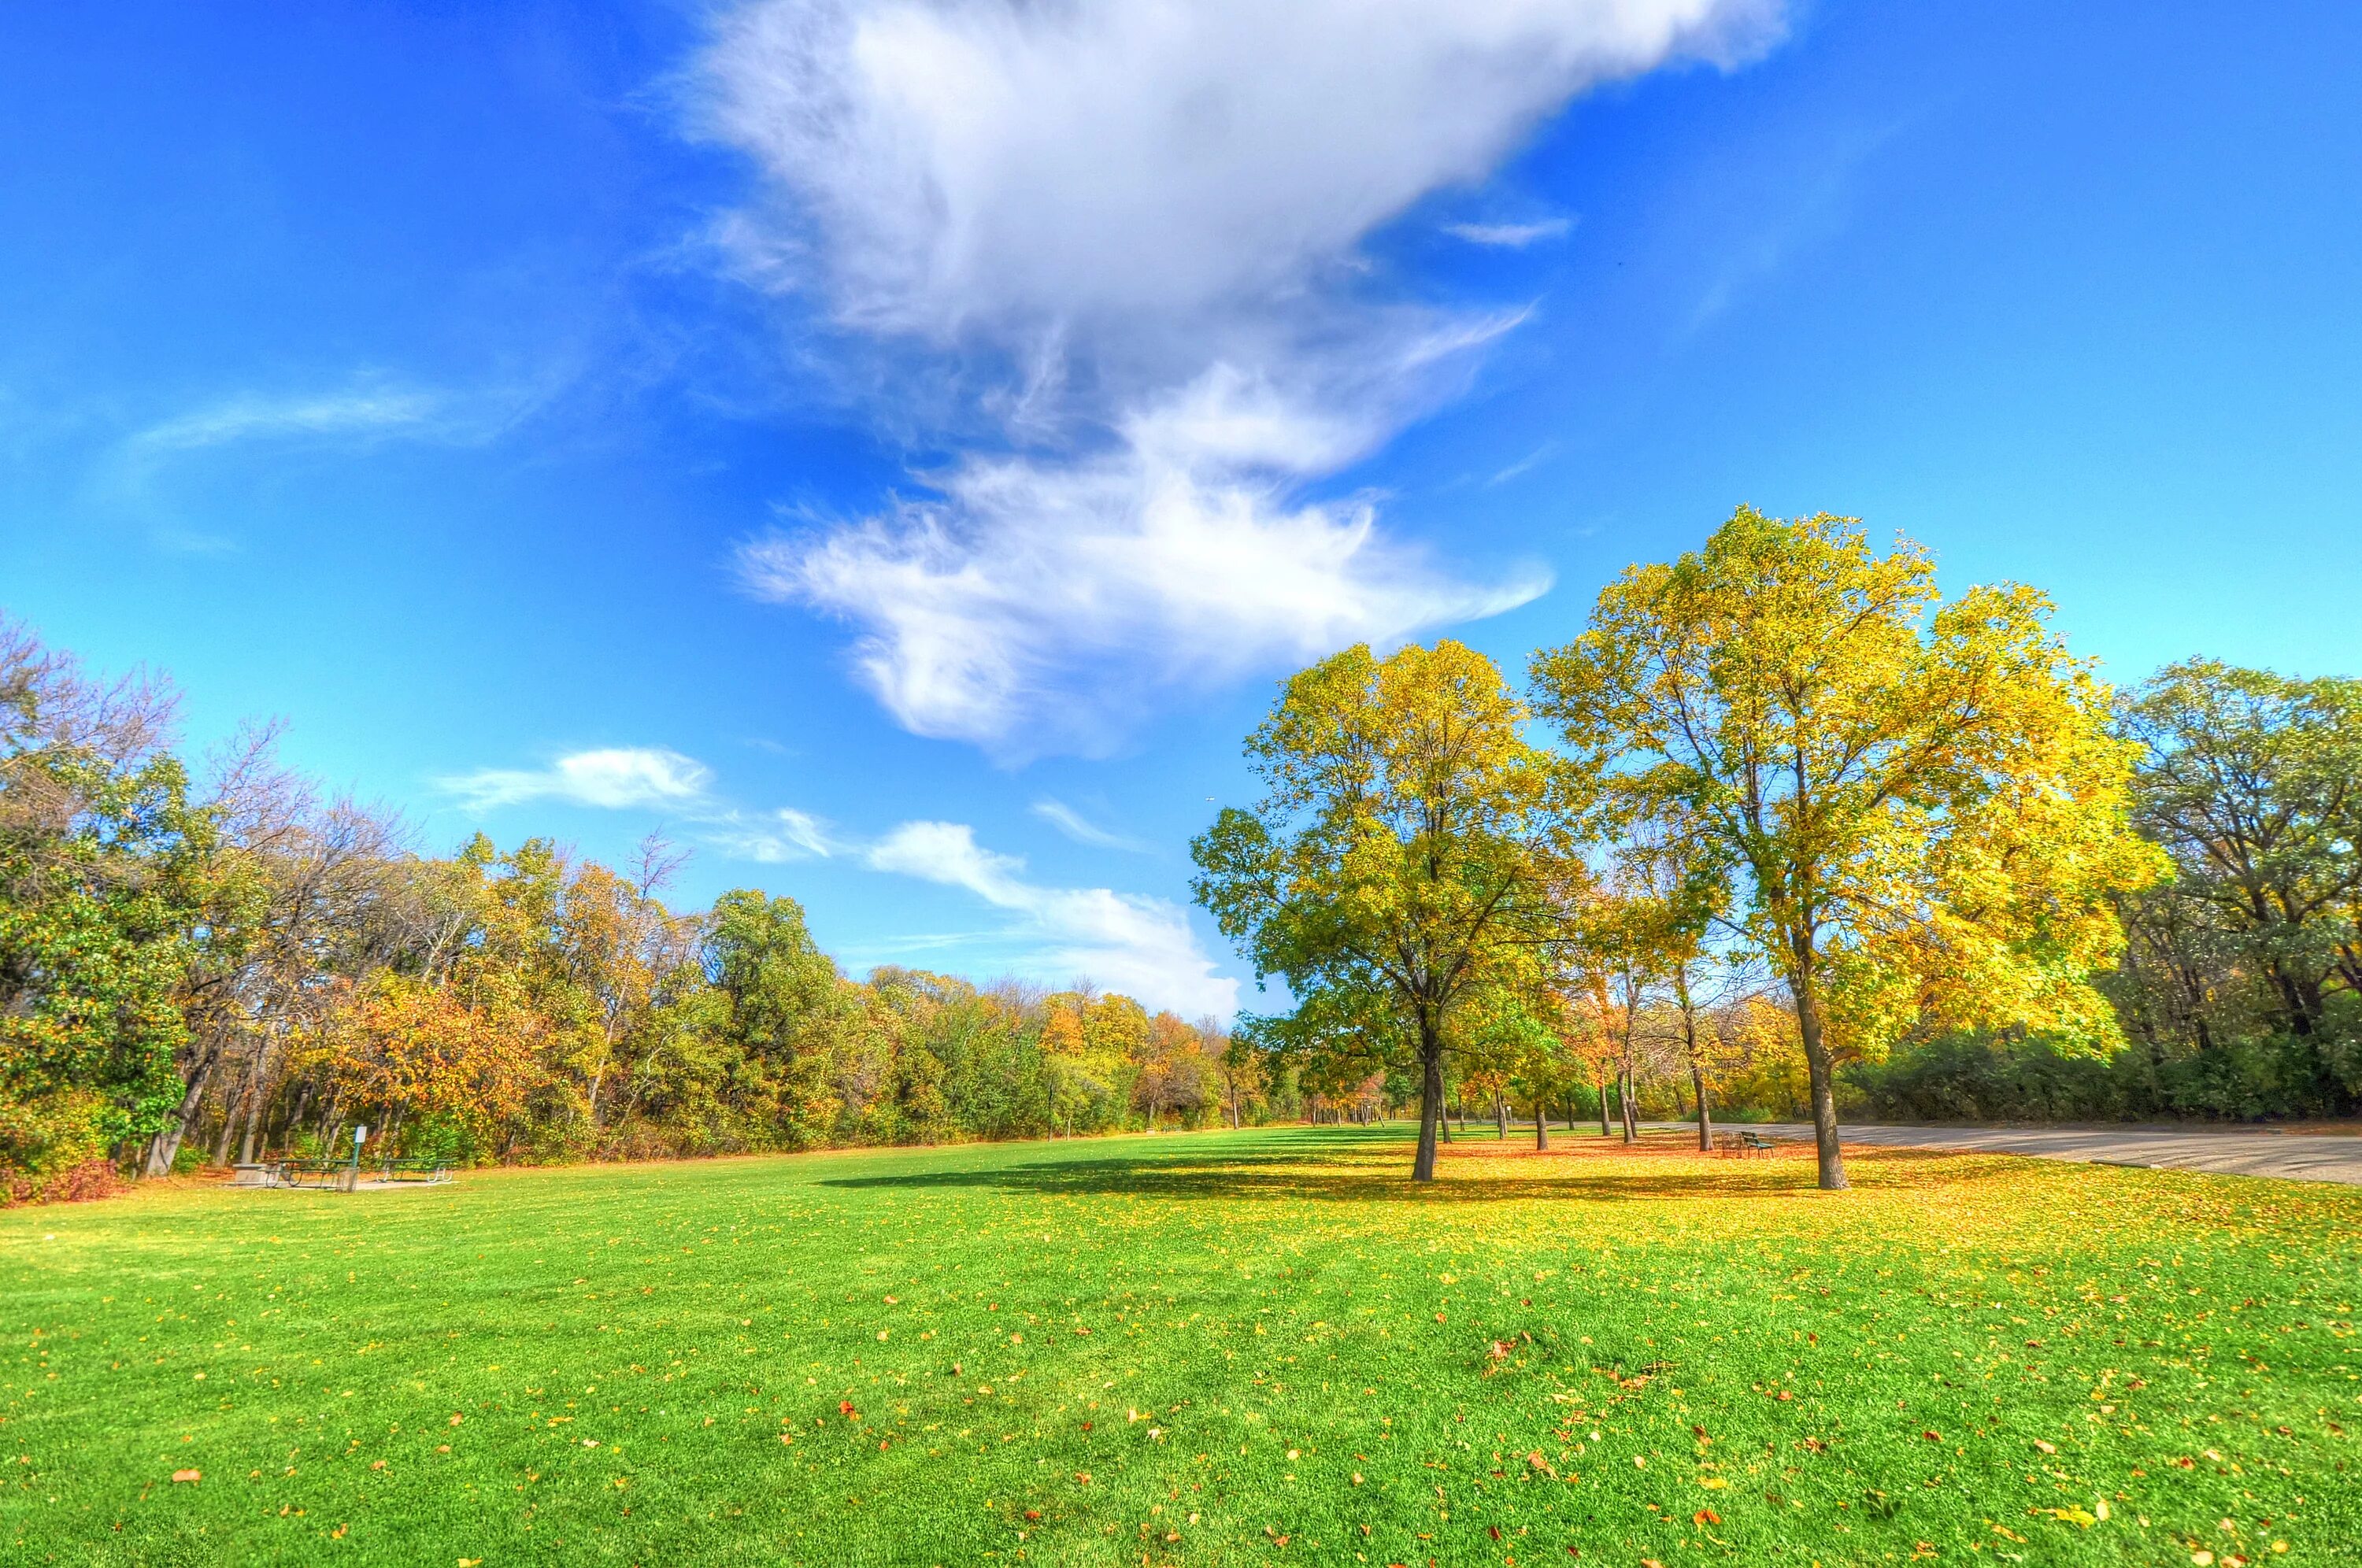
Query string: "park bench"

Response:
xmin=1719 ymin=1130 xmax=1777 ymax=1157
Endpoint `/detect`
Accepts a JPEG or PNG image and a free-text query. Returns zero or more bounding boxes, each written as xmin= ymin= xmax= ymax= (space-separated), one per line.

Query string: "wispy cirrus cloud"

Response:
xmin=1444 ymin=216 xmax=1576 ymax=248
xmin=439 ymin=747 xmax=714 ymax=812
xmin=1031 ymin=798 xmax=1148 ymax=853
xmin=867 ymin=820 xmax=1234 ymax=1016
xmin=694 ymin=0 xmax=1783 ymax=753
xmin=117 ymin=376 xmax=554 ymax=490
xmin=697 ymin=805 xmax=839 ymax=863
xmin=131 ymin=387 xmax=452 ymax=453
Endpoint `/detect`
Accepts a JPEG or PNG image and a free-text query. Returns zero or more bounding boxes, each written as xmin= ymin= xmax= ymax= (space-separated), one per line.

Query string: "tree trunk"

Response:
xmin=1679 ymin=974 xmax=1712 ymax=1152
xmin=1494 ymin=1096 xmax=1507 ymax=1140
xmin=1597 ymin=1078 xmax=1611 ymax=1137
xmin=1620 ymin=1066 xmax=1638 ymax=1144
xmin=1412 ymin=1020 xmax=1444 ymax=1182
xmin=212 ymin=1062 xmax=247 ymax=1166
xmin=1691 ymin=1058 xmax=1713 ymax=1152
xmin=1791 ymin=956 xmax=1849 ymax=1190
xmin=143 ymin=1045 xmax=221 ymax=1178
xmin=1534 ymin=1104 xmax=1548 ymax=1151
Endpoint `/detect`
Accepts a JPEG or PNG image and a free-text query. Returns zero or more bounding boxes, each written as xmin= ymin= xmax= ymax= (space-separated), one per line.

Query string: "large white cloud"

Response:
xmin=743 ymin=365 xmax=1549 ymax=749
xmin=700 ymin=0 xmax=1774 ymax=344
xmin=697 ymin=0 xmax=1780 ymax=749
xmin=868 ymin=820 xmax=1237 ymax=1016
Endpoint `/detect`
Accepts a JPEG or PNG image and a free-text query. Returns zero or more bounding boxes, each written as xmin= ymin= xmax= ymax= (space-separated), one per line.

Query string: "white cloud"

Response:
xmin=1445 ymin=217 xmax=1576 ymax=247
xmin=699 ymin=0 xmax=1770 ymax=344
xmin=699 ymin=805 xmax=839 ymax=862
xmin=133 ymin=389 xmax=446 ymax=451
xmin=1031 ymin=798 xmax=1147 ymax=853
xmin=868 ymin=820 xmax=1236 ymax=1016
xmin=440 ymin=748 xmax=715 ymax=811
xmin=695 ymin=0 xmax=1781 ymax=751
xmin=440 ymin=745 xmax=854 ymax=870
xmin=125 ymin=379 xmax=546 ymax=458
xmin=1489 ymin=440 xmax=1561 ymax=486
xmin=742 ymin=361 xmax=1549 ymax=753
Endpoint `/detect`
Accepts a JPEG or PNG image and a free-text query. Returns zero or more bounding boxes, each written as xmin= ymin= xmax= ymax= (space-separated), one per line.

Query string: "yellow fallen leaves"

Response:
xmin=171 ymin=1469 xmax=200 ymax=1484
xmin=1697 ymin=1477 xmax=1727 ymax=1489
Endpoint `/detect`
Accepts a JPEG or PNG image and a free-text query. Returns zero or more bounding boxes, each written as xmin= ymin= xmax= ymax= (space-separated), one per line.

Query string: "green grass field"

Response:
xmin=3 ymin=1126 xmax=2356 ymax=1566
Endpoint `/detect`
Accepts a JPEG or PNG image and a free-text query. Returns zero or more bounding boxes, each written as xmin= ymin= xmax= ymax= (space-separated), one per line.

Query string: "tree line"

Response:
xmin=1194 ymin=508 xmax=2362 ymax=1187
xmin=8 ymin=508 xmax=2356 ymax=1200
xmin=0 ymin=619 xmax=1284 ymax=1203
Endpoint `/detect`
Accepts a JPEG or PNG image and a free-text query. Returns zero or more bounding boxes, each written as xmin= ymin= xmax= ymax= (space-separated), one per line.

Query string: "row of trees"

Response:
xmin=9 ymin=510 xmax=2355 ymax=1199
xmin=1194 ymin=508 xmax=2361 ymax=1188
xmin=0 ymin=618 xmax=1287 ymax=1202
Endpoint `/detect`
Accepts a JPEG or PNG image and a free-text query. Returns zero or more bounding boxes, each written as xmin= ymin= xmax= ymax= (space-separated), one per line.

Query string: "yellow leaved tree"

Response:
xmin=1193 ymin=641 xmax=1575 ymax=1182
xmin=1532 ymin=508 xmax=2161 ymax=1189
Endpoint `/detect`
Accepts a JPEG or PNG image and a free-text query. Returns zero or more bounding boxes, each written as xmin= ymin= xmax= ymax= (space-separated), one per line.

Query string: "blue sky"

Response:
xmin=4 ymin=0 xmax=2356 ymax=1019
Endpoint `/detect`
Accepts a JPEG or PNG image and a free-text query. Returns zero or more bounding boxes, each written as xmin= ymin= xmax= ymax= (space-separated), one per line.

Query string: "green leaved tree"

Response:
xmin=1192 ymin=641 xmax=1572 ymax=1182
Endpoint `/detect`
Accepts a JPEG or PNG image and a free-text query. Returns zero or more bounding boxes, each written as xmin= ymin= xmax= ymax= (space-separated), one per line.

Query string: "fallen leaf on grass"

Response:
xmin=171 ymin=1470 xmax=200 ymax=1484
xmin=1694 ymin=1508 xmax=1720 ymax=1525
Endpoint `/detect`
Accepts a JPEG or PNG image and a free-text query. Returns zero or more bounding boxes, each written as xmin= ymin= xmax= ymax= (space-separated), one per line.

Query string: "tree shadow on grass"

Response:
xmin=819 ymin=1142 xmax=1977 ymax=1206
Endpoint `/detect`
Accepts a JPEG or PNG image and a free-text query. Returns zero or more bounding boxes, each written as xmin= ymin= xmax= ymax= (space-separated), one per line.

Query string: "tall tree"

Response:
xmin=705 ymin=890 xmax=845 ymax=1148
xmin=2115 ymin=661 xmax=2362 ymax=1104
xmin=1610 ymin=819 xmax=1730 ymax=1152
xmin=0 ymin=620 xmax=212 ymax=1190
xmin=1193 ymin=641 xmax=1569 ymax=1182
xmin=1534 ymin=508 xmax=2159 ymax=1188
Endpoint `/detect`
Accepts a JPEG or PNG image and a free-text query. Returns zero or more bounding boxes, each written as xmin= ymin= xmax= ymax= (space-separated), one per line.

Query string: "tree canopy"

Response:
xmin=1531 ymin=507 xmax=2160 ymax=1187
xmin=1192 ymin=640 xmax=1571 ymax=1180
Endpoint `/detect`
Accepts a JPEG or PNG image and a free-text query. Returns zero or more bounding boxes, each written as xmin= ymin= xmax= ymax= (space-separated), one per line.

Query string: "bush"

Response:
xmin=2 ymin=1158 xmax=123 ymax=1207
xmin=1843 ymin=1027 xmax=2356 ymax=1123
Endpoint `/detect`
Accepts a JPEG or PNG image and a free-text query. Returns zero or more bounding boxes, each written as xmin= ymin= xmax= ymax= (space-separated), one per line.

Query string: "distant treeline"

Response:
xmin=0 ymin=616 xmax=1313 ymax=1203
xmin=6 ymin=571 xmax=2360 ymax=1202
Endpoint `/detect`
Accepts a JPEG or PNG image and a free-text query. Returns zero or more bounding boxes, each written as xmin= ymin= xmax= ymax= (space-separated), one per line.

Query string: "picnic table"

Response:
xmin=234 ymin=1158 xmax=454 ymax=1190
